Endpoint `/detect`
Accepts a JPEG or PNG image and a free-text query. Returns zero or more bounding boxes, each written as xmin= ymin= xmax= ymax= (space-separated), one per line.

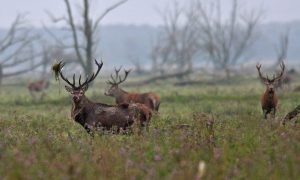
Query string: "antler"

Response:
xmin=59 ymin=62 xmax=77 ymax=88
xmin=107 ymin=67 xmax=131 ymax=85
xmin=274 ymin=61 xmax=285 ymax=82
xmin=59 ymin=59 xmax=103 ymax=88
xmin=80 ymin=59 xmax=103 ymax=87
xmin=256 ymin=63 xmax=268 ymax=82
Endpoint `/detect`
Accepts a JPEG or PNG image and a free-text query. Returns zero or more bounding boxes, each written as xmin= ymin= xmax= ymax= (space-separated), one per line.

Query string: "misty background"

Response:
xmin=0 ymin=0 xmax=300 ymax=83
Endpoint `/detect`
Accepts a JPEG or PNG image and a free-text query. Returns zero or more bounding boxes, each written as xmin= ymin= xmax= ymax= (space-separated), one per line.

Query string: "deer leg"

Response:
xmin=85 ymin=127 xmax=94 ymax=137
xmin=30 ymin=91 xmax=37 ymax=102
xmin=40 ymin=91 xmax=46 ymax=101
xmin=263 ymin=109 xmax=267 ymax=119
xmin=156 ymin=103 xmax=161 ymax=111
xmin=271 ymin=108 xmax=276 ymax=119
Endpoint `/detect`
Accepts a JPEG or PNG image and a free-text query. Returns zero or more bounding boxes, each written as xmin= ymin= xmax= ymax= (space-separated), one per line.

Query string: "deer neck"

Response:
xmin=115 ymin=87 xmax=128 ymax=98
xmin=72 ymin=95 xmax=92 ymax=112
xmin=265 ymin=89 xmax=275 ymax=100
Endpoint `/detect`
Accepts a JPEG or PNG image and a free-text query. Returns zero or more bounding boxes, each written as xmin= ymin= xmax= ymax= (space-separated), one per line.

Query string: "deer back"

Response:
xmin=116 ymin=92 xmax=160 ymax=111
xmin=72 ymin=100 xmax=152 ymax=131
xmin=28 ymin=80 xmax=49 ymax=92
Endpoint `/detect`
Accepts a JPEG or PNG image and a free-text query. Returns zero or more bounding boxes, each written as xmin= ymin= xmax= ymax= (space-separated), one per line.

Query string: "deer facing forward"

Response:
xmin=256 ymin=62 xmax=285 ymax=119
xmin=105 ymin=67 xmax=160 ymax=111
xmin=59 ymin=60 xmax=152 ymax=134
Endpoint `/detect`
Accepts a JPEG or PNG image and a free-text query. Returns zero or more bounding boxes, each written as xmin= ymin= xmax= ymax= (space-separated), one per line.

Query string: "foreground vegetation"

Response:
xmin=0 ymin=78 xmax=299 ymax=179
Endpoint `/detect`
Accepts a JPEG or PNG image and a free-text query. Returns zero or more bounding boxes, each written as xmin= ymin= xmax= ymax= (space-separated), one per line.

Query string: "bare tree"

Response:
xmin=151 ymin=1 xmax=198 ymax=76
xmin=46 ymin=0 xmax=128 ymax=76
xmin=0 ymin=15 xmax=43 ymax=85
xmin=191 ymin=0 xmax=261 ymax=79
xmin=273 ymin=32 xmax=289 ymax=68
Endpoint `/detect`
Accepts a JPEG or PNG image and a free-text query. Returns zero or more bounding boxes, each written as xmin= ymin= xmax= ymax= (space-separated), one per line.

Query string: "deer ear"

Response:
xmin=82 ymin=84 xmax=89 ymax=92
xmin=65 ymin=86 xmax=73 ymax=92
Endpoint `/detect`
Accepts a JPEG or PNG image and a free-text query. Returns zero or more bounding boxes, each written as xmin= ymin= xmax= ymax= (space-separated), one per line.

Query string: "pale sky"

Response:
xmin=0 ymin=0 xmax=299 ymax=28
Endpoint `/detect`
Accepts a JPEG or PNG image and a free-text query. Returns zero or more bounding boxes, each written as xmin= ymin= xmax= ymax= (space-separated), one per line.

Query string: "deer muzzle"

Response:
xmin=73 ymin=96 xmax=80 ymax=102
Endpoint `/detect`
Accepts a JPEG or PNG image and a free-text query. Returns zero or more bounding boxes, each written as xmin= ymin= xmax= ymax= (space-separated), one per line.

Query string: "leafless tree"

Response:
xmin=273 ymin=32 xmax=289 ymax=68
xmin=151 ymin=1 xmax=198 ymax=77
xmin=191 ymin=0 xmax=262 ymax=79
xmin=46 ymin=0 xmax=128 ymax=76
xmin=272 ymin=32 xmax=290 ymax=89
xmin=0 ymin=15 xmax=43 ymax=85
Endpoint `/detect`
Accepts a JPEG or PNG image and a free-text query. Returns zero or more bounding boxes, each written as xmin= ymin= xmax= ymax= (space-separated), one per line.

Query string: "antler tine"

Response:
xmin=109 ymin=74 xmax=116 ymax=84
xmin=73 ymin=74 xmax=76 ymax=86
xmin=79 ymin=74 xmax=82 ymax=86
xmin=274 ymin=61 xmax=285 ymax=81
xmin=117 ymin=69 xmax=131 ymax=84
xmin=107 ymin=66 xmax=122 ymax=85
xmin=114 ymin=66 xmax=122 ymax=80
xmin=59 ymin=63 xmax=76 ymax=87
xmin=256 ymin=63 xmax=268 ymax=82
xmin=80 ymin=59 xmax=104 ymax=87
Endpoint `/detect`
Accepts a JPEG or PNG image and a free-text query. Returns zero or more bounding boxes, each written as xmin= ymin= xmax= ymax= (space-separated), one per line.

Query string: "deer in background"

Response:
xmin=105 ymin=67 xmax=161 ymax=112
xmin=256 ymin=62 xmax=285 ymax=119
xmin=27 ymin=79 xmax=50 ymax=101
xmin=59 ymin=60 xmax=152 ymax=134
xmin=276 ymin=68 xmax=295 ymax=89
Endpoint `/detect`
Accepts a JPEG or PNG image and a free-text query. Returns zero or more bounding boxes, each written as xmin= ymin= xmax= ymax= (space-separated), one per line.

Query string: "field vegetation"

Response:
xmin=0 ymin=76 xmax=299 ymax=179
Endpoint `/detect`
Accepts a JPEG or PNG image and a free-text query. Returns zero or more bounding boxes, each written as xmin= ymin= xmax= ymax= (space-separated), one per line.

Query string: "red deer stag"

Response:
xmin=27 ymin=79 xmax=50 ymax=100
xmin=256 ymin=62 xmax=285 ymax=119
xmin=105 ymin=67 xmax=161 ymax=111
xmin=59 ymin=60 xmax=152 ymax=134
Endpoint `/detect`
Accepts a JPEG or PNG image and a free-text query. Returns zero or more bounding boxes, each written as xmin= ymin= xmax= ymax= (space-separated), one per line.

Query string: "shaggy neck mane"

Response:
xmin=117 ymin=87 xmax=128 ymax=96
xmin=72 ymin=95 xmax=92 ymax=110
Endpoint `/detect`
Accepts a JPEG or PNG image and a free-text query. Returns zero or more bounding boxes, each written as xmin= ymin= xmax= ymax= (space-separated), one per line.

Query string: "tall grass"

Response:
xmin=0 ymin=80 xmax=299 ymax=179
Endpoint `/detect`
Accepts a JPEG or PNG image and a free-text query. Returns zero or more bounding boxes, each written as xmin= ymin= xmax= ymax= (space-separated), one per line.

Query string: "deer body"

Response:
xmin=59 ymin=60 xmax=152 ymax=134
xmin=28 ymin=80 xmax=49 ymax=101
xmin=256 ymin=62 xmax=285 ymax=119
xmin=109 ymin=88 xmax=160 ymax=111
xmin=28 ymin=80 xmax=49 ymax=92
xmin=105 ymin=68 xmax=161 ymax=111
xmin=70 ymin=95 xmax=151 ymax=132
xmin=261 ymin=89 xmax=278 ymax=118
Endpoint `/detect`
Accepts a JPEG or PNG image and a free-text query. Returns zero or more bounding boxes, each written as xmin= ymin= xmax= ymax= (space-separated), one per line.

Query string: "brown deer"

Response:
xmin=59 ymin=60 xmax=152 ymax=134
xmin=105 ymin=67 xmax=161 ymax=111
xmin=256 ymin=62 xmax=285 ymax=119
xmin=276 ymin=68 xmax=295 ymax=89
xmin=27 ymin=79 xmax=50 ymax=100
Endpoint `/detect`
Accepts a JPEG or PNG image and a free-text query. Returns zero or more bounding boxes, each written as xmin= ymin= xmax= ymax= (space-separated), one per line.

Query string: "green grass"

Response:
xmin=0 ymin=80 xmax=299 ymax=179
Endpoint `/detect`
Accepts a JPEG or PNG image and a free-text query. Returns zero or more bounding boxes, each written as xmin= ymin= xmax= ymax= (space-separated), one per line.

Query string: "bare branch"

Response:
xmin=63 ymin=0 xmax=85 ymax=68
xmin=93 ymin=0 xmax=128 ymax=31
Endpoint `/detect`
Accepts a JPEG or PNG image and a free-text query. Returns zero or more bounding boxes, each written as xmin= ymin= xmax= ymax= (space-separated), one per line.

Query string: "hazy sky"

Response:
xmin=0 ymin=0 xmax=300 ymax=28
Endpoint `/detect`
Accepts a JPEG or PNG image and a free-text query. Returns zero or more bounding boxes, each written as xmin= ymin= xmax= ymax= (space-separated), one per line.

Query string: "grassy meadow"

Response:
xmin=0 ymin=76 xmax=300 ymax=179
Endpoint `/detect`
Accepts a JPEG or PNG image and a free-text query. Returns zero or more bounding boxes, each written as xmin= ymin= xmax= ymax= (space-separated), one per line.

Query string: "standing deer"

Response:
xmin=275 ymin=69 xmax=295 ymax=89
xmin=27 ymin=79 xmax=50 ymax=101
xmin=256 ymin=62 xmax=285 ymax=119
xmin=59 ymin=60 xmax=152 ymax=134
xmin=105 ymin=67 xmax=161 ymax=111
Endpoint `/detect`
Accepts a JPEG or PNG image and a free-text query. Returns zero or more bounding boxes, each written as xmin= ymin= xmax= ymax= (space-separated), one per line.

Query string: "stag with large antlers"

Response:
xmin=59 ymin=60 xmax=152 ymax=134
xmin=105 ymin=67 xmax=161 ymax=111
xmin=256 ymin=62 xmax=285 ymax=119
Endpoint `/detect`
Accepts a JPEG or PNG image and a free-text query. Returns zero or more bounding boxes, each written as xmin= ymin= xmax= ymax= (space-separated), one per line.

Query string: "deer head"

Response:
xmin=256 ymin=62 xmax=285 ymax=93
xmin=59 ymin=59 xmax=103 ymax=103
xmin=104 ymin=67 xmax=131 ymax=97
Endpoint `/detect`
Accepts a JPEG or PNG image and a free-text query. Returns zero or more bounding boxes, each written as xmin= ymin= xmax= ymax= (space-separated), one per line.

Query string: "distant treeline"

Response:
xmin=0 ymin=21 xmax=300 ymax=66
